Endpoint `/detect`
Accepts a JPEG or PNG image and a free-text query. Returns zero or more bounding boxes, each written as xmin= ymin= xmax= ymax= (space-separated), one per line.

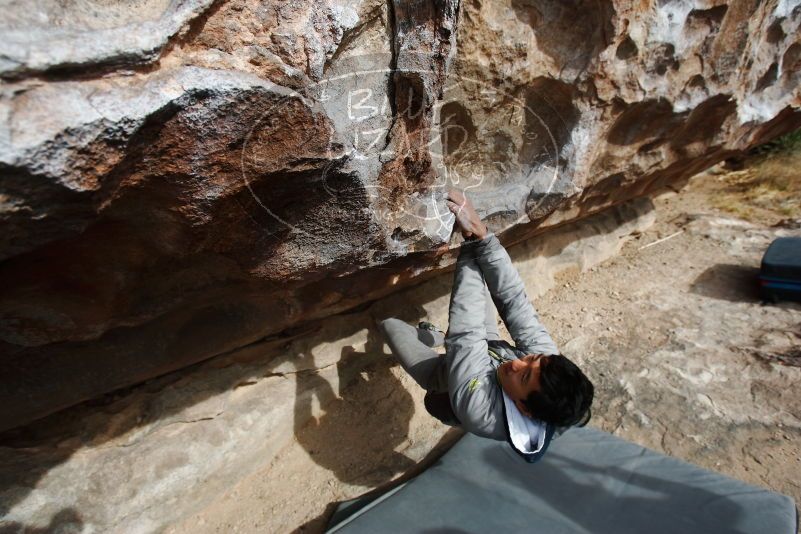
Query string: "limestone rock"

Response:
xmin=0 ymin=199 xmax=656 ymax=533
xmin=0 ymin=0 xmax=217 ymax=78
xmin=0 ymin=0 xmax=800 ymax=431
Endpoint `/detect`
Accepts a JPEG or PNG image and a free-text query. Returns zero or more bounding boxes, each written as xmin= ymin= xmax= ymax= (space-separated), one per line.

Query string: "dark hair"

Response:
xmin=524 ymin=354 xmax=593 ymax=427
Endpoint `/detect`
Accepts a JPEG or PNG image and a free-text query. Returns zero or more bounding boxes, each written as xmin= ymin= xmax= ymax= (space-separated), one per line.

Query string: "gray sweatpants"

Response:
xmin=379 ymin=285 xmax=500 ymax=393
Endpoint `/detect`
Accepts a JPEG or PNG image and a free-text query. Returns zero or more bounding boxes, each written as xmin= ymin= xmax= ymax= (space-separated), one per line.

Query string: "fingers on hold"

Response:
xmin=446 ymin=188 xmax=463 ymax=202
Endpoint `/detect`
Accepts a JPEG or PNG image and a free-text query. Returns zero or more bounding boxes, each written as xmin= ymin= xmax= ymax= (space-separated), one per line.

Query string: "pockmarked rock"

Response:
xmin=1 ymin=0 xmax=800 ymax=431
xmin=0 ymin=0 xmax=217 ymax=78
xmin=0 ymin=199 xmax=657 ymax=533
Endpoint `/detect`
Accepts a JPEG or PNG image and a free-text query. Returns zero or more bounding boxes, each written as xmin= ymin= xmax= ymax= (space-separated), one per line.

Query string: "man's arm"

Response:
xmin=445 ymin=245 xmax=508 ymax=438
xmin=473 ymin=234 xmax=558 ymax=355
xmin=444 ymin=247 xmax=489 ymax=389
xmin=447 ymin=189 xmax=558 ymax=355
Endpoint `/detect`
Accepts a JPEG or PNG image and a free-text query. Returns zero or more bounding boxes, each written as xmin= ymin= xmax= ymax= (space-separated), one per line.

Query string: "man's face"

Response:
xmin=498 ymin=354 xmax=548 ymax=418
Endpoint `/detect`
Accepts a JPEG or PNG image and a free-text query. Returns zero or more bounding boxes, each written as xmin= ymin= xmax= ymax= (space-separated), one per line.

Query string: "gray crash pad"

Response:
xmin=327 ymin=427 xmax=797 ymax=533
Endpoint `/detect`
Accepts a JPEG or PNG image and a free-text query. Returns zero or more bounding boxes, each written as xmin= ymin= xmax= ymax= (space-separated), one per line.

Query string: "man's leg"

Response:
xmin=417 ymin=322 xmax=445 ymax=348
xmin=379 ymin=318 xmax=448 ymax=393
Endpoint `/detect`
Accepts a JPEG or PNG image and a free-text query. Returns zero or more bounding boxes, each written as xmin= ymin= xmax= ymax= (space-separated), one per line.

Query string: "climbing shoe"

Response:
xmin=418 ymin=321 xmax=441 ymax=332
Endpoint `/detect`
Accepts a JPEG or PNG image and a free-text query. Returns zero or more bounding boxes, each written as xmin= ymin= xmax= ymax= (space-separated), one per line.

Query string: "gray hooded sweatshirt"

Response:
xmin=445 ymin=232 xmax=559 ymax=441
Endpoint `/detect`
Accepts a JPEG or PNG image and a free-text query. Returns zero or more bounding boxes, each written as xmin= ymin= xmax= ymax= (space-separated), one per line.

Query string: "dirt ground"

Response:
xmin=538 ymin=155 xmax=801 ymax=506
xmin=171 ymin=150 xmax=801 ymax=533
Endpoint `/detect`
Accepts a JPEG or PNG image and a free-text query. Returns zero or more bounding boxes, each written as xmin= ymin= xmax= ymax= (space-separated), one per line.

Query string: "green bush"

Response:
xmin=750 ymin=127 xmax=801 ymax=156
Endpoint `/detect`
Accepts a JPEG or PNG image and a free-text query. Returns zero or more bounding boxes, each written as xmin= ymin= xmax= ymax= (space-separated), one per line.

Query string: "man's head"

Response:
xmin=498 ymin=354 xmax=593 ymax=427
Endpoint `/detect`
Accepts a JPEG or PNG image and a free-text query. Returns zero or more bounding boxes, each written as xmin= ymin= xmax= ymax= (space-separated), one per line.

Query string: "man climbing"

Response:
xmin=380 ymin=189 xmax=594 ymax=462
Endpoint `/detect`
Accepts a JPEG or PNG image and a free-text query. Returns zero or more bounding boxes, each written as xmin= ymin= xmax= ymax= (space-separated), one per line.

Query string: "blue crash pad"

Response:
xmin=327 ymin=427 xmax=797 ymax=533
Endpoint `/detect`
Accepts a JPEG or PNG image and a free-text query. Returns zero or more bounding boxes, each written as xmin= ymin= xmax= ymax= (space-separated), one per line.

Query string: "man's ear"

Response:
xmin=514 ymin=399 xmax=533 ymax=418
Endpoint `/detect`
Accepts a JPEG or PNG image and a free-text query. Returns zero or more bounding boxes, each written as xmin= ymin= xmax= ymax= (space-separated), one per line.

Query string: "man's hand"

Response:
xmin=447 ymin=189 xmax=489 ymax=240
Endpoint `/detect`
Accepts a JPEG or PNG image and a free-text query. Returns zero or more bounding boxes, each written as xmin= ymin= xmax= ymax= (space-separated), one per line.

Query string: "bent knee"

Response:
xmin=378 ymin=317 xmax=404 ymax=336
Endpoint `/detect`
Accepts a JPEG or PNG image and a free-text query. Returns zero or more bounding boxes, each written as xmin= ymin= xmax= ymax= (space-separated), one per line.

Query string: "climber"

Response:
xmin=379 ymin=188 xmax=594 ymax=462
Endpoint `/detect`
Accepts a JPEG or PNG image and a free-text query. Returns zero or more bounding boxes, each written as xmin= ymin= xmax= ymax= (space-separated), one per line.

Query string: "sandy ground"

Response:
xmin=538 ymin=167 xmax=801 ymax=504
xmin=171 ymin=154 xmax=801 ymax=533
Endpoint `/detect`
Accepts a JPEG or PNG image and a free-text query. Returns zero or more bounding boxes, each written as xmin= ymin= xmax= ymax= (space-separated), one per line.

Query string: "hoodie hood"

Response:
xmin=500 ymin=389 xmax=555 ymax=463
xmin=501 ymin=389 xmax=546 ymax=453
xmin=488 ymin=339 xmax=556 ymax=462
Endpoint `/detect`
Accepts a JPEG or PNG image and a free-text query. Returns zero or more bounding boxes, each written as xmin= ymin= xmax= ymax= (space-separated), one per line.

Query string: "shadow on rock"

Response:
xmin=0 ymin=507 xmax=83 ymax=533
xmin=0 ymin=272 xmax=450 ymax=527
xmin=293 ymin=327 xmax=417 ymax=486
xmin=690 ymin=263 xmax=761 ymax=302
xmin=293 ymin=426 xmax=465 ymax=534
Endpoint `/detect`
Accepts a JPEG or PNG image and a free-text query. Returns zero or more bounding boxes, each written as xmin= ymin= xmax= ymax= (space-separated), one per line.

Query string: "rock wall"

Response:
xmin=1 ymin=0 xmax=800 ymax=431
xmin=0 ymin=199 xmax=656 ymax=533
